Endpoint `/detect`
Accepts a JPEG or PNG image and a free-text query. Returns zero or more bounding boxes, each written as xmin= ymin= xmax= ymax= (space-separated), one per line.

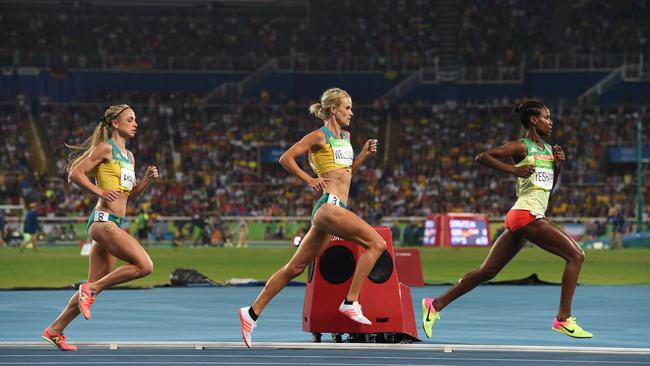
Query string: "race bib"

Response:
xmin=93 ymin=210 xmax=111 ymax=222
xmin=330 ymin=139 xmax=353 ymax=167
xmin=120 ymin=161 xmax=136 ymax=191
xmin=327 ymin=193 xmax=342 ymax=206
xmin=532 ymin=167 xmax=554 ymax=190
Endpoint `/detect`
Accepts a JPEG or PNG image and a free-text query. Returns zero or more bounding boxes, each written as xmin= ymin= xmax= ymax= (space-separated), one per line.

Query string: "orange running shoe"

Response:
xmin=78 ymin=283 xmax=95 ymax=320
xmin=41 ymin=327 xmax=77 ymax=351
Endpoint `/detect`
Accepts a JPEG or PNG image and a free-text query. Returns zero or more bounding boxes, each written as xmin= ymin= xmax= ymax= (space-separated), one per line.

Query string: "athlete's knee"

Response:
xmin=136 ymin=259 xmax=154 ymax=278
xmin=368 ymin=236 xmax=386 ymax=253
xmin=569 ymin=249 xmax=585 ymax=266
xmin=362 ymin=236 xmax=386 ymax=253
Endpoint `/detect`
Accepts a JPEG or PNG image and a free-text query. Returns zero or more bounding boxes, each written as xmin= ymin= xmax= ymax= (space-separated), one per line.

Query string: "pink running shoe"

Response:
xmin=338 ymin=300 xmax=372 ymax=325
xmin=78 ymin=283 xmax=95 ymax=320
xmin=41 ymin=327 xmax=77 ymax=351
xmin=239 ymin=307 xmax=257 ymax=348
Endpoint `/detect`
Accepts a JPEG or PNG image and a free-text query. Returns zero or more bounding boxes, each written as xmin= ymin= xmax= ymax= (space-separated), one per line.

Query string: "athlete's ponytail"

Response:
xmin=308 ymin=102 xmax=325 ymax=120
xmin=65 ymin=104 xmax=131 ymax=182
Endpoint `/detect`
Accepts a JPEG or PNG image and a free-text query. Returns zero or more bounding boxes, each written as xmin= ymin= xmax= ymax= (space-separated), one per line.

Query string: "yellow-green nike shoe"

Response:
xmin=552 ymin=317 xmax=593 ymax=338
xmin=421 ymin=298 xmax=440 ymax=338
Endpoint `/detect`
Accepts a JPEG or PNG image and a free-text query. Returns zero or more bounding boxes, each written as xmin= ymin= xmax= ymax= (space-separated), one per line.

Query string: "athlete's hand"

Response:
xmin=361 ymin=139 xmax=378 ymax=156
xmin=144 ymin=165 xmax=159 ymax=182
xmin=552 ymin=145 xmax=565 ymax=167
xmin=512 ymin=164 xmax=535 ymax=178
xmin=308 ymin=177 xmax=330 ymax=193
xmin=99 ymin=189 xmax=121 ymax=202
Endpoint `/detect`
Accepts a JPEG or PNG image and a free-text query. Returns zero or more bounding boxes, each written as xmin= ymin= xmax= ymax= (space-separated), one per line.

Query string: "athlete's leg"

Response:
xmin=433 ymin=229 xmax=526 ymax=311
xmin=241 ymin=226 xmax=319 ymax=348
xmin=251 ymin=226 xmax=331 ymax=316
xmin=84 ymin=222 xmax=154 ymax=293
xmin=47 ymin=241 xmax=117 ymax=333
xmin=311 ymin=205 xmax=386 ymax=303
xmin=18 ymin=233 xmax=30 ymax=251
xmin=518 ymin=219 xmax=585 ymax=320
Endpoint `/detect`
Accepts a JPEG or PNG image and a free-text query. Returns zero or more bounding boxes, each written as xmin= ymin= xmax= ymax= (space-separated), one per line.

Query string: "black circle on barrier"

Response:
xmin=318 ymin=245 xmax=355 ymax=284
xmin=368 ymin=250 xmax=393 ymax=284
xmin=307 ymin=259 xmax=314 ymax=283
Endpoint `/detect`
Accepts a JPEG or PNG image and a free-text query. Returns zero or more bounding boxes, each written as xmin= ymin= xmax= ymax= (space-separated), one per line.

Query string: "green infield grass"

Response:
xmin=0 ymin=246 xmax=648 ymax=288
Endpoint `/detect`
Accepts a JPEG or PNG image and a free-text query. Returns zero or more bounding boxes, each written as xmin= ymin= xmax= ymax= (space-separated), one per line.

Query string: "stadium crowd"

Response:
xmin=1 ymin=97 xmax=647 ymax=228
xmin=1 ymin=0 xmax=647 ymax=71
xmin=381 ymin=102 xmax=647 ymax=220
xmin=1 ymin=0 xmax=648 ymax=245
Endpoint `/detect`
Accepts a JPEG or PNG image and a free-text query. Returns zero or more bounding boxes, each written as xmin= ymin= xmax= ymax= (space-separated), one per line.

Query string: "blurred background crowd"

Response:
xmin=0 ymin=0 xmax=648 ymax=246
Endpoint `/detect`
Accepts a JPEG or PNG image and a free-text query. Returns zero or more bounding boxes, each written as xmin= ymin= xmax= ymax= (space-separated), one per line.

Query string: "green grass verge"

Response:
xmin=1 ymin=246 xmax=649 ymax=288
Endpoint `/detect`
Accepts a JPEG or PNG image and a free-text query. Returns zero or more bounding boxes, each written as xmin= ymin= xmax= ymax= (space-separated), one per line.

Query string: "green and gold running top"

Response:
xmin=308 ymin=126 xmax=354 ymax=175
xmin=511 ymin=138 xmax=555 ymax=215
xmin=93 ymin=139 xmax=135 ymax=196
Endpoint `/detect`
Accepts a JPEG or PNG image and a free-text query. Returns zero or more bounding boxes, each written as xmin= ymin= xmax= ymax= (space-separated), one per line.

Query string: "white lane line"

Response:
xmin=1 ymin=342 xmax=649 ymax=355
xmin=0 ymin=363 xmax=459 ymax=366
xmin=0 ymin=354 xmax=648 ymax=365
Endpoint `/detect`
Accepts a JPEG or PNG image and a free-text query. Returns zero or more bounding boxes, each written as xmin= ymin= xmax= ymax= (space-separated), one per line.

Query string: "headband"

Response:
xmin=100 ymin=106 xmax=131 ymax=128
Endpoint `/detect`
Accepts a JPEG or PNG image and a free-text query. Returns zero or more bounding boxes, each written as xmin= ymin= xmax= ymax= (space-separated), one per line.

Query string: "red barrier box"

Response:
xmin=394 ymin=248 xmax=424 ymax=287
xmin=302 ymin=226 xmax=419 ymax=341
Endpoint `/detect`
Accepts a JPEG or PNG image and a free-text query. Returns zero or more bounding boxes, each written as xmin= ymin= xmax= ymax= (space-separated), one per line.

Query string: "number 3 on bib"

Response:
xmin=327 ymin=194 xmax=340 ymax=206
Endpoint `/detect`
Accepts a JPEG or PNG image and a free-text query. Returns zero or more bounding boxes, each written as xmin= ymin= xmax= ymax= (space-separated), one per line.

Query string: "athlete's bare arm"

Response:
xmin=129 ymin=151 xmax=159 ymax=200
xmin=476 ymin=140 xmax=534 ymax=178
xmin=551 ymin=144 xmax=565 ymax=190
xmin=351 ymin=137 xmax=378 ymax=173
xmin=279 ymin=130 xmax=329 ymax=192
xmin=69 ymin=142 xmax=120 ymax=202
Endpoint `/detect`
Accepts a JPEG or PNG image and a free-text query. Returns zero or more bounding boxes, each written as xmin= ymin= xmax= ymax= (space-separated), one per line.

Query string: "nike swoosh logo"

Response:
xmin=560 ymin=324 xmax=574 ymax=333
xmin=426 ymin=305 xmax=432 ymax=322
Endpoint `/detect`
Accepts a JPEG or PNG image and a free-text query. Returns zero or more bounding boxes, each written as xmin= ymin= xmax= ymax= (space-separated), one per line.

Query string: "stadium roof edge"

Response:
xmin=0 ymin=0 xmax=307 ymax=7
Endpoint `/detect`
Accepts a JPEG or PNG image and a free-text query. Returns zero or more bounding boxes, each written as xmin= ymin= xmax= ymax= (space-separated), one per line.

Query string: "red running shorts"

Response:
xmin=505 ymin=209 xmax=543 ymax=232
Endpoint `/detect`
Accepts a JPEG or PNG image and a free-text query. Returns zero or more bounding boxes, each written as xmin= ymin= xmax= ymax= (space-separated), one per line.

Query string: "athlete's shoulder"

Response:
xmin=313 ymin=126 xmax=327 ymax=135
xmin=507 ymin=139 xmax=528 ymax=148
xmin=505 ymin=139 xmax=529 ymax=156
xmin=93 ymin=141 xmax=114 ymax=155
xmin=306 ymin=128 xmax=327 ymax=143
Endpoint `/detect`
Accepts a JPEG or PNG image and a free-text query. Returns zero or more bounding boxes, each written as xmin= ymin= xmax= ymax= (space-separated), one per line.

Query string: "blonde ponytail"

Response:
xmin=308 ymin=102 xmax=326 ymax=120
xmin=65 ymin=104 xmax=131 ymax=182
